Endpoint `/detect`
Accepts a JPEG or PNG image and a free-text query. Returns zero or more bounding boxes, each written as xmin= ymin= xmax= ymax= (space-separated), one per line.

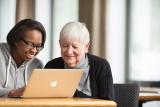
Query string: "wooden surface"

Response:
xmin=0 ymin=98 xmax=116 ymax=107
xmin=139 ymin=93 xmax=160 ymax=102
xmin=139 ymin=87 xmax=160 ymax=102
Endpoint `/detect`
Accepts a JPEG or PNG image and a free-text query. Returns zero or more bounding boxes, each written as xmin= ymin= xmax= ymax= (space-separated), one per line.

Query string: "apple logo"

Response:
xmin=50 ymin=80 xmax=57 ymax=87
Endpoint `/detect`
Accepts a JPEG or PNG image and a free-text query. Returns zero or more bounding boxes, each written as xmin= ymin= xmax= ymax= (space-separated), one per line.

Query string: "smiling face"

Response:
xmin=12 ymin=29 xmax=42 ymax=65
xmin=59 ymin=22 xmax=90 ymax=68
xmin=60 ymin=39 xmax=89 ymax=68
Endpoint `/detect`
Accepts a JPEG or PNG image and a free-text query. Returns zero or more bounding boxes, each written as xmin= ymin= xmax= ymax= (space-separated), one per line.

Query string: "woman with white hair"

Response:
xmin=45 ymin=22 xmax=114 ymax=100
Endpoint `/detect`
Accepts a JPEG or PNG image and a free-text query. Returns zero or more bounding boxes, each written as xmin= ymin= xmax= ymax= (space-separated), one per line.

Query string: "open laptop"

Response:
xmin=22 ymin=69 xmax=83 ymax=98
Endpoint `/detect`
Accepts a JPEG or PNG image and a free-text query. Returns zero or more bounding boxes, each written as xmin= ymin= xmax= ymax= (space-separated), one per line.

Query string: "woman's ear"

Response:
xmin=85 ymin=43 xmax=90 ymax=53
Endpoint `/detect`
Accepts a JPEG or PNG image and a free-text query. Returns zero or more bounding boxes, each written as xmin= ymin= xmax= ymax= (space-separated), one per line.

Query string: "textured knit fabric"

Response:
xmin=114 ymin=84 xmax=139 ymax=107
xmin=64 ymin=55 xmax=91 ymax=96
xmin=45 ymin=53 xmax=114 ymax=100
xmin=0 ymin=43 xmax=43 ymax=97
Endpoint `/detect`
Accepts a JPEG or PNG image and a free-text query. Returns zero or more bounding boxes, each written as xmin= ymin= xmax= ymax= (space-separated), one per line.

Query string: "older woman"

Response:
xmin=0 ymin=19 xmax=46 ymax=97
xmin=45 ymin=22 xmax=114 ymax=100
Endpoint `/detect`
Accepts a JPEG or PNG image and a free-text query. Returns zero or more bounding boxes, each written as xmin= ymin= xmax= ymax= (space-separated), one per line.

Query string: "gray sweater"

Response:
xmin=0 ymin=43 xmax=43 ymax=97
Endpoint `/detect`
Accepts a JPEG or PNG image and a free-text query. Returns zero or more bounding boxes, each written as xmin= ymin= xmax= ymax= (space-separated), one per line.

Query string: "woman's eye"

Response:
xmin=28 ymin=43 xmax=34 ymax=47
xmin=73 ymin=46 xmax=79 ymax=49
xmin=62 ymin=45 xmax=68 ymax=47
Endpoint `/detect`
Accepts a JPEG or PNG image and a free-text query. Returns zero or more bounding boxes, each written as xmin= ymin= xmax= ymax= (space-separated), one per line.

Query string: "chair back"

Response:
xmin=114 ymin=83 xmax=139 ymax=107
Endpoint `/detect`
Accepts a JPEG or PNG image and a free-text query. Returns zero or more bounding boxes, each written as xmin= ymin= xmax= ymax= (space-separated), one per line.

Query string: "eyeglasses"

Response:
xmin=21 ymin=39 xmax=44 ymax=51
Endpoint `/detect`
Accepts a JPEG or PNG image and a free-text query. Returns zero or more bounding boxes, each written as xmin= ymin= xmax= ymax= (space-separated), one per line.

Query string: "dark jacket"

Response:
xmin=45 ymin=53 xmax=114 ymax=100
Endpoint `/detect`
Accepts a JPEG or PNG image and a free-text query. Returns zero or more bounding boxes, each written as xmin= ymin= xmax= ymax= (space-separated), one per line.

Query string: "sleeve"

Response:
xmin=44 ymin=58 xmax=64 ymax=69
xmin=74 ymin=89 xmax=92 ymax=98
xmin=0 ymin=86 xmax=12 ymax=97
xmin=30 ymin=58 xmax=44 ymax=68
xmin=97 ymin=60 xmax=114 ymax=100
xmin=0 ymin=48 xmax=12 ymax=97
xmin=34 ymin=58 xmax=43 ymax=68
xmin=44 ymin=61 xmax=53 ymax=68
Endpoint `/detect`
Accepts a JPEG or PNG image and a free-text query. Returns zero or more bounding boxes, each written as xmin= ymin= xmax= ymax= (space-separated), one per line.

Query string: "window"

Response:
xmin=128 ymin=0 xmax=160 ymax=81
xmin=51 ymin=0 xmax=79 ymax=58
xmin=0 ymin=0 xmax=16 ymax=42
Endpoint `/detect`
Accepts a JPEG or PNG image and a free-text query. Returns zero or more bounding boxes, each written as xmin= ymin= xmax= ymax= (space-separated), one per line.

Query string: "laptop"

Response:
xmin=22 ymin=69 xmax=83 ymax=98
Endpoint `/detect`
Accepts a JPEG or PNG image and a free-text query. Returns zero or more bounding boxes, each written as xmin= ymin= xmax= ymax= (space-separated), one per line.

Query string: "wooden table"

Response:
xmin=0 ymin=98 xmax=117 ymax=107
xmin=139 ymin=93 xmax=160 ymax=101
xmin=139 ymin=93 xmax=160 ymax=107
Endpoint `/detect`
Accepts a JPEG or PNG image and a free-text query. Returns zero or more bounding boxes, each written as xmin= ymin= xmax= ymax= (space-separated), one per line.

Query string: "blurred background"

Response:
xmin=0 ymin=0 xmax=160 ymax=106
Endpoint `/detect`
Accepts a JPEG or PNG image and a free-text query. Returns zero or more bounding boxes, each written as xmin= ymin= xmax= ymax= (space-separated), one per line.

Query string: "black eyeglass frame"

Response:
xmin=21 ymin=39 xmax=44 ymax=51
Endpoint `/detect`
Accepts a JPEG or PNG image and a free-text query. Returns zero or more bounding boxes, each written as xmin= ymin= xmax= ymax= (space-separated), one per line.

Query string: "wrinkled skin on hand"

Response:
xmin=8 ymin=86 xmax=26 ymax=97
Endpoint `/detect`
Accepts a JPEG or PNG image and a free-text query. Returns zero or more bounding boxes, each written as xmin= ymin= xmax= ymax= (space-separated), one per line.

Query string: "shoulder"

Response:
xmin=29 ymin=57 xmax=43 ymax=68
xmin=44 ymin=57 xmax=64 ymax=68
xmin=0 ymin=43 xmax=10 ymax=53
xmin=87 ymin=54 xmax=113 ymax=82
xmin=87 ymin=53 xmax=111 ymax=75
xmin=0 ymin=43 xmax=10 ymax=60
xmin=46 ymin=57 xmax=63 ymax=65
xmin=87 ymin=53 xmax=110 ymax=67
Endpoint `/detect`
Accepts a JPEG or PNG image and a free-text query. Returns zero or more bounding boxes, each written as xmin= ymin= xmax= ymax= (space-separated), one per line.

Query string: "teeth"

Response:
xmin=28 ymin=54 xmax=34 ymax=58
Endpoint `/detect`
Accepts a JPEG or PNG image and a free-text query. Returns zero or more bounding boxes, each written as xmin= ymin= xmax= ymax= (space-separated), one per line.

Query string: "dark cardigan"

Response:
xmin=45 ymin=54 xmax=114 ymax=100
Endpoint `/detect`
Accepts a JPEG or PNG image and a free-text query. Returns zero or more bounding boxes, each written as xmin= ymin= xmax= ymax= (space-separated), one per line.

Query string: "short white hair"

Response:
xmin=60 ymin=22 xmax=90 ymax=44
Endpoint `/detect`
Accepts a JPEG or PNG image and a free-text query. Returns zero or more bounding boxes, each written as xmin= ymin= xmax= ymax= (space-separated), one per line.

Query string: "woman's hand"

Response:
xmin=8 ymin=87 xmax=25 ymax=97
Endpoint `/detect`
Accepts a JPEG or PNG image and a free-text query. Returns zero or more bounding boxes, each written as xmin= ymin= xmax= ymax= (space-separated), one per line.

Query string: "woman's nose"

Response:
xmin=30 ymin=47 xmax=37 ymax=53
xmin=67 ymin=46 xmax=73 ymax=54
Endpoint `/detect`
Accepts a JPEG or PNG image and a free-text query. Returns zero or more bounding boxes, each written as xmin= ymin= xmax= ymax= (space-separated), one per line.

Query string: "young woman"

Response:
xmin=0 ymin=19 xmax=46 ymax=97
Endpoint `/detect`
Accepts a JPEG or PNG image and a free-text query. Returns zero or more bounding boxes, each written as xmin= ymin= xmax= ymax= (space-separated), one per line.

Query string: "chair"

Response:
xmin=114 ymin=83 xmax=140 ymax=107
